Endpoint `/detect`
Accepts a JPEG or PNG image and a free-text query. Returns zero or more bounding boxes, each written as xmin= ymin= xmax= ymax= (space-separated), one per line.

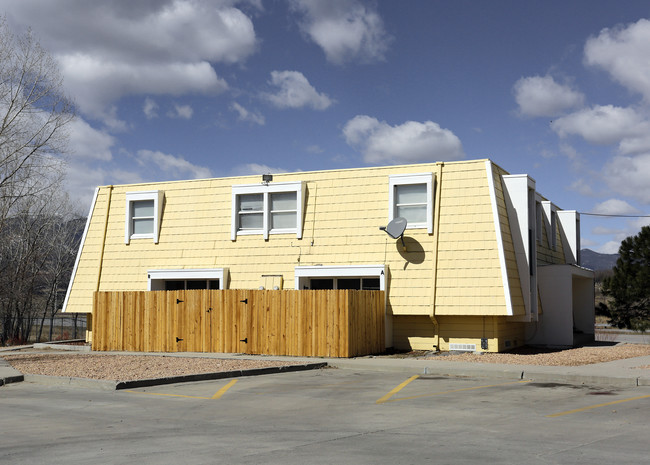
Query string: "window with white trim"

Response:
xmin=388 ymin=173 xmax=434 ymax=233
xmin=148 ymin=268 xmax=229 ymax=290
xmin=295 ymin=265 xmax=386 ymax=291
xmin=231 ymin=182 xmax=304 ymax=240
xmin=125 ymin=191 xmax=164 ymax=244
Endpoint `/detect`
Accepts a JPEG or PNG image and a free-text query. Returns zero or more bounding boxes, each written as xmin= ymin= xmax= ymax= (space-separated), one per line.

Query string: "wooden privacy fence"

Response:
xmin=92 ymin=289 xmax=385 ymax=357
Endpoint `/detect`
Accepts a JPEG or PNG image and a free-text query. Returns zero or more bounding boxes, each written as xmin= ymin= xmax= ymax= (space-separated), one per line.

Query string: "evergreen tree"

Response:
xmin=602 ymin=226 xmax=650 ymax=330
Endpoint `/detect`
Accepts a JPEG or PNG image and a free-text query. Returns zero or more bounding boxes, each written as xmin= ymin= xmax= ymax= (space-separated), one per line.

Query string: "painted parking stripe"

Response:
xmin=122 ymin=379 xmax=239 ymax=400
xmin=380 ymin=379 xmax=530 ymax=404
xmin=212 ymin=379 xmax=238 ymax=399
xmin=376 ymin=375 xmax=419 ymax=404
xmin=547 ymin=394 xmax=650 ymax=418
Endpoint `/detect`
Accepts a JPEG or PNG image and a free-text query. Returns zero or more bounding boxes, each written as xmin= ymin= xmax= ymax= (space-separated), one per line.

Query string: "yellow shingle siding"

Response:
xmin=434 ymin=161 xmax=508 ymax=316
xmin=64 ymin=188 xmax=108 ymax=314
xmin=492 ymin=164 xmax=526 ymax=316
xmin=65 ymin=163 xmax=443 ymax=315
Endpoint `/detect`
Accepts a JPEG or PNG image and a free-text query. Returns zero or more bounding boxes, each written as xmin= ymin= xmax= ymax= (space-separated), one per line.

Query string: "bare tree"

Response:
xmin=0 ymin=18 xmax=74 ymax=231
xmin=0 ymin=190 xmax=83 ymax=344
xmin=0 ymin=19 xmax=76 ymax=345
xmin=38 ymin=196 xmax=83 ymax=341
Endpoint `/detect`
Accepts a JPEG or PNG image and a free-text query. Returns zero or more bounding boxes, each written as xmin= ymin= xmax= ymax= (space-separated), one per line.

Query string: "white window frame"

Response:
xmin=125 ymin=190 xmax=164 ymax=244
xmin=388 ymin=173 xmax=434 ymax=233
xmin=147 ymin=268 xmax=229 ymax=290
xmin=231 ymin=181 xmax=305 ymax=240
xmin=294 ymin=265 xmax=386 ymax=291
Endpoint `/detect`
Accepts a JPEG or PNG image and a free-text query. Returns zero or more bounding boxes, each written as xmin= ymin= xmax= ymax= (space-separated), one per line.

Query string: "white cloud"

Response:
xmin=617 ymin=133 xmax=650 ymax=156
xmin=550 ymin=105 xmax=650 ymax=147
xmin=343 ymin=115 xmax=464 ymax=164
xmin=136 ymin=149 xmax=212 ymax=179
xmin=513 ymin=75 xmax=584 ymax=117
xmin=68 ymin=117 xmax=115 ymax=161
xmin=1 ymin=0 xmax=256 ymax=122
xmin=168 ymin=104 xmax=194 ymax=119
xmin=596 ymin=217 xmax=650 ymax=254
xmin=598 ymin=240 xmax=624 ymax=254
xmin=143 ymin=98 xmax=159 ymax=119
xmin=263 ymin=71 xmax=333 ymax=110
xmin=229 ymin=163 xmax=289 ymax=176
xmin=230 ymin=102 xmax=265 ymax=125
xmin=59 ymin=55 xmax=227 ymax=120
xmin=63 ymin=163 xmax=110 ymax=211
xmin=290 ymin=0 xmax=391 ymax=64
xmin=604 ymin=153 xmax=650 ymax=203
xmin=569 ymin=178 xmax=596 ymax=197
xmin=592 ymin=225 xmax=625 ymax=235
xmin=585 ymin=18 xmax=650 ymax=101
xmin=592 ymin=199 xmax=640 ymax=215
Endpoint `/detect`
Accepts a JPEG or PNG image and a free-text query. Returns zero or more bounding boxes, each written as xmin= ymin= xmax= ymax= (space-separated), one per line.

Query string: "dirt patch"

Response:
xmin=419 ymin=344 xmax=650 ymax=366
xmin=1 ymin=353 xmax=297 ymax=381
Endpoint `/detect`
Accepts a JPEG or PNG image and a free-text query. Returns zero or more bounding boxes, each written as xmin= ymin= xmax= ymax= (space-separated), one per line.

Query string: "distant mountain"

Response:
xmin=581 ymin=249 xmax=619 ymax=271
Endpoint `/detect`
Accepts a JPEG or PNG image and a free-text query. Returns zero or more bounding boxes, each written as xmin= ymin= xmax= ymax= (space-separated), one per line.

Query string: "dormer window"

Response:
xmin=388 ymin=173 xmax=434 ymax=233
xmin=125 ymin=190 xmax=163 ymax=244
xmin=231 ymin=182 xmax=304 ymax=240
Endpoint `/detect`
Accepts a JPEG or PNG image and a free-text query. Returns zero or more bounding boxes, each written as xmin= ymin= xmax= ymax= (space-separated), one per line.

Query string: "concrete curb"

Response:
xmin=33 ymin=342 xmax=91 ymax=352
xmin=0 ymin=344 xmax=34 ymax=352
xmin=116 ymin=362 xmax=328 ymax=389
xmin=0 ymin=373 xmax=25 ymax=386
xmin=0 ymin=359 xmax=24 ymax=386
xmin=22 ymin=362 xmax=328 ymax=390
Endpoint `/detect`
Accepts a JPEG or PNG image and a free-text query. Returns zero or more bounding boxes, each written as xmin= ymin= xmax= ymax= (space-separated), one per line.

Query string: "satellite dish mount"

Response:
xmin=380 ymin=217 xmax=407 ymax=251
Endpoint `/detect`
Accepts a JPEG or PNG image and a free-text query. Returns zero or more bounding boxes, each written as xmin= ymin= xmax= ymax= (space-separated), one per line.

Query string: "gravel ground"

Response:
xmin=2 ymin=344 xmax=650 ymax=381
xmin=420 ymin=344 xmax=650 ymax=366
xmin=1 ymin=353 xmax=296 ymax=381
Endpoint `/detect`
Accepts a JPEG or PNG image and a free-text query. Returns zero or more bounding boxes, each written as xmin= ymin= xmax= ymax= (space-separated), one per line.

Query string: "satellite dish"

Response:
xmin=380 ymin=217 xmax=407 ymax=250
xmin=383 ymin=217 xmax=407 ymax=239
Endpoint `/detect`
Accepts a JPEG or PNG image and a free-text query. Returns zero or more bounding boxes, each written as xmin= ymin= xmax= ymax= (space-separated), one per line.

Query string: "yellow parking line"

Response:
xmin=547 ymin=394 xmax=650 ymax=418
xmin=381 ymin=379 xmax=530 ymax=404
xmin=122 ymin=379 xmax=239 ymax=400
xmin=376 ymin=375 xmax=419 ymax=404
xmin=212 ymin=379 xmax=238 ymax=399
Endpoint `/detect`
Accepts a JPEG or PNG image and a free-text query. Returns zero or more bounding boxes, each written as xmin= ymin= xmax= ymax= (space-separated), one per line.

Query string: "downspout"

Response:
xmin=90 ymin=185 xmax=113 ymax=343
xmin=429 ymin=163 xmax=444 ymax=351
xmin=96 ymin=185 xmax=113 ymax=292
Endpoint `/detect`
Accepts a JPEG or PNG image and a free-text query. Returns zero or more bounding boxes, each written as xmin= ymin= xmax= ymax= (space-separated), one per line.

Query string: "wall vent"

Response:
xmin=449 ymin=343 xmax=477 ymax=352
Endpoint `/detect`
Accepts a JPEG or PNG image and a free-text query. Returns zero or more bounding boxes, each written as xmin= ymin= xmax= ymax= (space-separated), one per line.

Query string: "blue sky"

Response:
xmin=2 ymin=0 xmax=650 ymax=253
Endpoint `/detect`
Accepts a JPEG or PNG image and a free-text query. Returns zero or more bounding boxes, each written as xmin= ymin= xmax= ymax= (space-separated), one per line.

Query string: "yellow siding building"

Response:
xmin=63 ymin=159 xmax=594 ymax=353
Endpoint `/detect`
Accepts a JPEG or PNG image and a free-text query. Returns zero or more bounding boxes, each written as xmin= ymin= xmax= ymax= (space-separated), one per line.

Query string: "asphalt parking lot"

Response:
xmin=1 ymin=368 xmax=649 ymax=464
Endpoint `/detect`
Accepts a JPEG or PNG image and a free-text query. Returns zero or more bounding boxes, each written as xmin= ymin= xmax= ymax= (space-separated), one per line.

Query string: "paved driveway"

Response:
xmin=1 ymin=368 xmax=649 ymax=464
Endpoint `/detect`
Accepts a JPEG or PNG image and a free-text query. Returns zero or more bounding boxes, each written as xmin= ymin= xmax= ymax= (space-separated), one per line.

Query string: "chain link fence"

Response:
xmin=28 ymin=314 xmax=88 ymax=343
